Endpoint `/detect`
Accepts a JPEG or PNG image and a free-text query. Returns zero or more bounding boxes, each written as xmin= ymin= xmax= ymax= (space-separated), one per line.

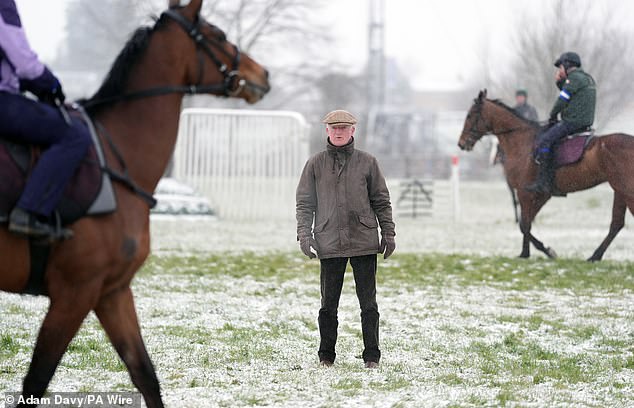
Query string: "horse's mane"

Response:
xmin=83 ymin=18 xmax=166 ymax=115
xmin=488 ymin=99 xmax=541 ymax=128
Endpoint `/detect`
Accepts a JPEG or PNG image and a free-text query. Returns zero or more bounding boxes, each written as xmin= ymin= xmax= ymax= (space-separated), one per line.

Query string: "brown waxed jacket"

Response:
xmin=296 ymin=138 xmax=395 ymax=259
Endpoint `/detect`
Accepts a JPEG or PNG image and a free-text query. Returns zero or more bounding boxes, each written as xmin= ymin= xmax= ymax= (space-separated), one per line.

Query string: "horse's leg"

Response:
xmin=20 ymin=290 xmax=97 ymax=405
xmin=507 ymin=179 xmax=520 ymax=224
xmin=518 ymin=199 xmax=532 ymax=258
xmin=95 ymin=286 xmax=164 ymax=408
xmin=588 ymin=192 xmax=627 ymax=262
xmin=518 ymin=193 xmax=552 ymax=258
xmin=526 ymin=194 xmax=557 ymax=259
xmin=528 ymin=233 xmax=557 ymax=259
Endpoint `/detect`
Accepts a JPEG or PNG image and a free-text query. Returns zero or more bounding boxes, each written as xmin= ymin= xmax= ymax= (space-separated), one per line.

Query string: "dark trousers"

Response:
xmin=318 ymin=254 xmax=380 ymax=363
xmin=536 ymin=121 xmax=578 ymax=155
xmin=0 ymin=92 xmax=91 ymax=216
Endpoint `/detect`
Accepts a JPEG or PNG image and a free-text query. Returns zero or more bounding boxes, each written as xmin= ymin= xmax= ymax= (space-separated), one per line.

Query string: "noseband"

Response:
xmin=464 ymin=99 xmax=489 ymax=147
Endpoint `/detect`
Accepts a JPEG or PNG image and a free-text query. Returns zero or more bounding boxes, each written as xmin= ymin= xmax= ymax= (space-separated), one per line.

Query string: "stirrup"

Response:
xmin=8 ymin=209 xmax=73 ymax=243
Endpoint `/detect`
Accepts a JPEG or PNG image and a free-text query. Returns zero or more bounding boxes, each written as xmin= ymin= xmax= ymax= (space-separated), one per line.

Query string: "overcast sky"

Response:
xmin=15 ymin=0 xmax=634 ymax=91
xmin=13 ymin=0 xmax=516 ymax=90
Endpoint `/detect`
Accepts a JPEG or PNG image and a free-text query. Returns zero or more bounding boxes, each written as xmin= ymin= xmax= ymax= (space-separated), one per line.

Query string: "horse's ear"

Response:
xmin=168 ymin=0 xmax=189 ymax=8
xmin=168 ymin=0 xmax=202 ymax=18
xmin=185 ymin=0 xmax=203 ymax=18
xmin=477 ymin=89 xmax=487 ymax=101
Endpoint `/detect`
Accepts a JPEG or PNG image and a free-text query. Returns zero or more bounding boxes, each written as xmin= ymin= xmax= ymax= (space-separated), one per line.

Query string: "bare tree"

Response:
xmin=195 ymin=0 xmax=330 ymax=111
xmin=201 ymin=0 xmax=327 ymax=54
xmin=496 ymin=0 xmax=634 ymax=130
xmin=55 ymin=0 xmax=153 ymax=72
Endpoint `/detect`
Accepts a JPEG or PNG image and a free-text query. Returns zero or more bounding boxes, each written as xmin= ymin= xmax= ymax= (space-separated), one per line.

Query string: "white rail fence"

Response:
xmin=173 ymin=108 xmax=310 ymax=220
xmin=173 ymin=108 xmax=460 ymax=221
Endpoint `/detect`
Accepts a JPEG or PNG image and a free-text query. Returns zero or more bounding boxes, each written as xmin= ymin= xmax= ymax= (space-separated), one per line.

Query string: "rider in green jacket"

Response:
xmin=526 ymin=52 xmax=596 ymax=194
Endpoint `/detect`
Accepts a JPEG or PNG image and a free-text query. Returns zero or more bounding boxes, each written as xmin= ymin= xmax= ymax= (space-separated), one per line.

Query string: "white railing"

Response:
xmin=173 ymin=108 xmax=310 ymax=220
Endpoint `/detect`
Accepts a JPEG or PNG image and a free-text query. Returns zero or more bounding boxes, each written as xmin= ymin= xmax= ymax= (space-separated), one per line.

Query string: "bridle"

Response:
xmin=463 ymin=98 xmax=488 ymax=148
xmin=463 ymin=98 xmax=536 ymax=148
xmin=81 ymin=9 xmax=266 ymax=109
xmin=163 ymin=9 xmax=245 ymax=97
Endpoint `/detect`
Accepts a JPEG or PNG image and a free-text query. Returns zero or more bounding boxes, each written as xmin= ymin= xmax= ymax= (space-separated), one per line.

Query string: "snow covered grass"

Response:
xmin=149 ymin=182 xmax=634 ymax=261
xmin=2 ymin=252 xmax=633 ymax=407
xmin=2 ymin=182 xmax=634 ymax=407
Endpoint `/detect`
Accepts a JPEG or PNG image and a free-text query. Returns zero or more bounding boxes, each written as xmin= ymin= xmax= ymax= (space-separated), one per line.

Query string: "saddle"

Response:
xmin=553 ymin=129 xmax=594 ymax=168
xmin=0 ymin=107 xmax=116 ymax=226
xmin=537 ymin=127 xmax=595 ymax=168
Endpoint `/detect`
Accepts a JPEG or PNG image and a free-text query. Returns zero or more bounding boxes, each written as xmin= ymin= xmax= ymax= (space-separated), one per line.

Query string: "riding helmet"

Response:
xmin=554 ymin=52 xmax=581 ymax=69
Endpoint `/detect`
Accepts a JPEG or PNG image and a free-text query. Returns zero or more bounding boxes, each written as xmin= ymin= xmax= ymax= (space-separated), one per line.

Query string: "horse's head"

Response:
xmin=458 ymin=89 xmax=490 ymax=151
xmin=165 ymin=0 xmax=270 ymax=104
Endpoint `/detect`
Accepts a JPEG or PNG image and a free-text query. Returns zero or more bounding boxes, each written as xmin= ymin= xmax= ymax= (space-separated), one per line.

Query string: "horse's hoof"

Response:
xmin=518 ymin=253 xmax=529 ymax=259
xmin=546 ymin=247 xmax=557 ymax=259
xmin=587 ymin=255 xmax=602 ymax=262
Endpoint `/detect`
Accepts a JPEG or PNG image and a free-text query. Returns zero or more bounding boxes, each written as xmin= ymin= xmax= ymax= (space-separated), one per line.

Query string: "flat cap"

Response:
xmin=322 ymin=109 xmax=357 ymax=125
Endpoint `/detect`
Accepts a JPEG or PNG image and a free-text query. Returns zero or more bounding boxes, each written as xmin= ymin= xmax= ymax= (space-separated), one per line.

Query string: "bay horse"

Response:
xmin=458 ymin=90 xmax=634 ymax=261
xmin=0 ymin=1 xmax=269 ymax=407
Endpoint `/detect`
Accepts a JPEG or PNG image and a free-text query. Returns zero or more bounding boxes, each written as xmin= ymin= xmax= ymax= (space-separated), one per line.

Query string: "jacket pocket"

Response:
xmin=358 ymin=215 xmax=378 ymax=229
xmin=313 ymin=218 xmax=329 ymax=234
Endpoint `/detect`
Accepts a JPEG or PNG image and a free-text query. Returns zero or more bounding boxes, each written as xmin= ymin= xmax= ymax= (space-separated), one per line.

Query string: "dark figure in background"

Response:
xmin=513 ymin=89 xmax=538 ymax=122
xmin=296 ymin=109 xmax=396 ymax=369
xmin=526 ymin=52 xmax=596 ymax=194
xmin=0 ymin=0 xmax=92 ymax=240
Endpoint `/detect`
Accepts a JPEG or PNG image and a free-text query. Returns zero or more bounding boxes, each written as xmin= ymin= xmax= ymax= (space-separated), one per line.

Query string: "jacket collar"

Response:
xmin=326 ymin=137 xmax=355 ymax=155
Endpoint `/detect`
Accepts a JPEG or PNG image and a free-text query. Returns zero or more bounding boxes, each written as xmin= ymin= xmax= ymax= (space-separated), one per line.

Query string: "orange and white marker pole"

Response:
xmin=451 ymin=155 xmax=460 ymax=221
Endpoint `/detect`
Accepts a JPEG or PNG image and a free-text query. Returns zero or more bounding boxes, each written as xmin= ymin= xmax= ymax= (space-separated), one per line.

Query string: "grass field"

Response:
xmin=1 ymin=251 xmax=633 ymax=407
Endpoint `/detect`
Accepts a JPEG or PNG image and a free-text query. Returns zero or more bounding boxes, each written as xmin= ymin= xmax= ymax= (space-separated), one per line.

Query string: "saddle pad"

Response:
xmin=554 ymin=135 xmax=591 ymax=168
xmin=77 ymin=107 xmax=116 ymax=215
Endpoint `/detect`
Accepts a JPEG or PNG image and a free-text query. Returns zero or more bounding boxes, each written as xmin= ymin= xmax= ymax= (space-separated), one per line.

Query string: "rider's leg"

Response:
xmin=0 ymin=93 xmax=91 ymax=238
xmin=526 ymin=121 xmax=576 ymax=193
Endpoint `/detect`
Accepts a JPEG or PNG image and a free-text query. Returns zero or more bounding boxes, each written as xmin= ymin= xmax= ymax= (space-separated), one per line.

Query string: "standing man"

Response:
xmin=513 ymin=89 xmax=538 ymax=122
xmin=526 ymin=52 xmax=596 ymax=194
xmin=296 ymin=109 xmax=395 ymax=369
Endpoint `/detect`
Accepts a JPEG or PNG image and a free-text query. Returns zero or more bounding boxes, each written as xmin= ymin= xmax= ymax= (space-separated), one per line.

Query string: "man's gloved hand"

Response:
xmin=299 ymin=235 xmax=319 ymax=259
xmin=50 ymin=85 xmax=66 ymax=104
xmin=20 ymin=66 xmax=64 ymax=105
xmin=379 ymin=234 xmax=396 ymax=259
